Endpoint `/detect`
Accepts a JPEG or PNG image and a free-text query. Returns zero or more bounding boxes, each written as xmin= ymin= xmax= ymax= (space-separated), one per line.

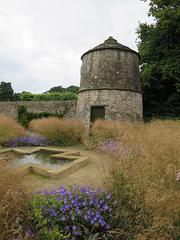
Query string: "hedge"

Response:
xmin=20 ymin=92 xmax=77 ymax=101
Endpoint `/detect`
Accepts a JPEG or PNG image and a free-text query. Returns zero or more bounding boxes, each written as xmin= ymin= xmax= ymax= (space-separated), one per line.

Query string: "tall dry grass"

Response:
xmin=87 ymin=119 xmax=137 ymax=149
xmin=0 ymin=161 xmax=31 ymax=240
xmin=29 ymin=117 xmax=85 ymax=146
xmin=91 ymin=120 xmax=180 ymax=239
xmin=0 ymin=116 xmax=26 ymax=145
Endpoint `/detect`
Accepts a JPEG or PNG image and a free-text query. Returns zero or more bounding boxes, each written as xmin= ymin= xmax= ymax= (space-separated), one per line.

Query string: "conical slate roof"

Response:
xmin=81 ymin=36 xmax=139 ymax=59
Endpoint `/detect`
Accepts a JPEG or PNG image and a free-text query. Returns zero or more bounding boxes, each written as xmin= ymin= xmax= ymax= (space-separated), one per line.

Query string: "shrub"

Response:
xmin=0 ymin=162 xmax=31 ymax=240
xmin=17 ymin=105 xmax=29 ymax=128
xmin=17 ymin=105 xmax=66 ymax=127
xmin=6 ymin=134 xmax=49 ymax=147
xmin=0 ymin=116 xmax=26 ymax=145
xmin=106 ymin=120 xmax=180 ymax=240
xmin=27 ymin=110 xmax=66 ymax=121
xmin=20 ymin=92 xmax=33 ymax=101
xmin=29 ymin=117 xmax=85 ymax=146
xmin=20 ymin=92 xmax=77 ymax=101
xmin=32 ymin=186 xmax=112 ymax=239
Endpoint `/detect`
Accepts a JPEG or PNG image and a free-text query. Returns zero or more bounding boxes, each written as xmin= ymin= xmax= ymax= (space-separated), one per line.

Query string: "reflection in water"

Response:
xmin=10 ymin=150 xmax=71 ymax=170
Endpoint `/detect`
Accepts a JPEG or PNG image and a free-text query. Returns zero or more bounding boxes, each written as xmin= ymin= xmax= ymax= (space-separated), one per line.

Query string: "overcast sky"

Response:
xmin=0 ymin=0 xmax=153 ymax=93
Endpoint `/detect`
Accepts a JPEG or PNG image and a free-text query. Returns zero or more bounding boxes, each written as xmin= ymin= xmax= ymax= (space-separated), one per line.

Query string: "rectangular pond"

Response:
xmin=9 ymin=150 xmax=72 ymax=170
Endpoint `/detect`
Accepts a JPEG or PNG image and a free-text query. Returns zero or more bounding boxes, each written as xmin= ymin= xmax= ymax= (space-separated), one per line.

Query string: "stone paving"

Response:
xmin=0 ymin=146 xmax=111 ymax=192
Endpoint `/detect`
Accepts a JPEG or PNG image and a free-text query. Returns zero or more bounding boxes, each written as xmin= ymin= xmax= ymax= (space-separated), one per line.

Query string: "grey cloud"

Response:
xmin=0 ymin=0 xmax=152 ymax=93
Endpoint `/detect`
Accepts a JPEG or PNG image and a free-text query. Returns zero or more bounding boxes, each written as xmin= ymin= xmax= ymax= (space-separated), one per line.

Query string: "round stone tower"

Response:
xmin=76 ymin=36 xmax=143 ymax=129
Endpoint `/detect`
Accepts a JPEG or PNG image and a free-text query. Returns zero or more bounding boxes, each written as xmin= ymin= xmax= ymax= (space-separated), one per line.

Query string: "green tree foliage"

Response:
xmin=0 ymin=84 xmax=79 ymax=101
xmin=45 ymin=85 xmax=79 ymax=93
xmin=13 ymin=93 xmax=21 ymax=101
xmin=20 ymin=92 xmax=33 ymax=101
xmin=0 ymin=81 xmax=14 ymax=101
xmin=45 ymin=86 xmax=65 ymax=93
xmin=137 ymin=0 xmax=180 ymax=118
xmin=65 ymin=85 xmax=79 ymax=93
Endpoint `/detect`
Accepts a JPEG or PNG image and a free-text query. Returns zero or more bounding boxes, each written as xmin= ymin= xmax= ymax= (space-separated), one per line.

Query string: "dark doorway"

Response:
xmin=90 ymin=106 xmax=105 ymax=124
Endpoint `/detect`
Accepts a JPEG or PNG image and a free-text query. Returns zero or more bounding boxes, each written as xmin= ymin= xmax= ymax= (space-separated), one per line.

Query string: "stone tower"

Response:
xmin=76 ymin=36 xmax=143 ymax=129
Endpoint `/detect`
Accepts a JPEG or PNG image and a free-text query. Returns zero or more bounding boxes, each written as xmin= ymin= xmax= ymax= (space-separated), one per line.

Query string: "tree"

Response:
xmin=65 ymin=85 xmax=79 ymax=93
xmin=0 ymin=81 xmax=14 ymax=101
xmin=45 ymin=85 xmax=79 ymax=94
xmin=137 ymin=0 xmax=180 ymax=118
xmin=13 ymin=93 xmax=21 ymax=101
xmin=45 ymin=86 xmax=65 ymax=93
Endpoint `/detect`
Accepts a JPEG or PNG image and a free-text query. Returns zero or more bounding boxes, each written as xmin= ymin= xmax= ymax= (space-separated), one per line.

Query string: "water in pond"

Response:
xmin=10 ymin=150 xmax=72 ymax=170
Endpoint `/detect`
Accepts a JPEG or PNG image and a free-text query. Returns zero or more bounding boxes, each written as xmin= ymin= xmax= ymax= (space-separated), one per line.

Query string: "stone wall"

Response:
xmin=77 ymin=89 xmax=143 ymax=129
xmin=0 ymin=100 xmax=77 ymax=120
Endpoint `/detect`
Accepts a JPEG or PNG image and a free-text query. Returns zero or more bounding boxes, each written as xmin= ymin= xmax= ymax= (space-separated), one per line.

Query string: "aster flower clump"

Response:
xmin=32 ymin=186 xmax=112 ymax=239
xmin=97 ymin=139 xmax=120 ymax=158
xmin=6 ymin=134 xmax=49 ymax=147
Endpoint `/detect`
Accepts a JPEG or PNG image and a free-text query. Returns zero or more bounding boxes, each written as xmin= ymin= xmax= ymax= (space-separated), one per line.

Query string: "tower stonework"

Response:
xmin=76 ymin=36 xmax=143 ymax=129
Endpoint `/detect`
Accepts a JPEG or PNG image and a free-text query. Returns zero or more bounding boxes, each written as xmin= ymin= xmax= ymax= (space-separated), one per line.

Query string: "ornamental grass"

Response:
xmin=86 ymin=119 xmax=135 ymax=150
xmin=99 ymin=120 xmax=180 ymax=240
xmin=0 ymin=162 xmax=31 ymax=240
xmin=0 ymin=116 xmax=26 ymax=145
xmin=29 ymin=117 xmax=85 ymax=146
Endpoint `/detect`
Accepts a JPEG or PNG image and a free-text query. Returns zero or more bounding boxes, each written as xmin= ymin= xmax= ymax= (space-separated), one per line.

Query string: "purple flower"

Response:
xmin=33 ymin=185 xmax=112 ymax=238
xmin=72 ymin=225 xmax=77 ymax=231
xmin=7 ymin=134 xmax=49 ymax=147
xmin=103 ymin=204 xmax=109 ymax=211
xmin=74 ymin=231 xmax=79 ymax=236
xmin=82 ymin=200 xmax=87 ymax=206
xmin=90 ymin=219 xmax=94 ymax=225
xmin=35 ymin=191 xmax=42 ymax=194
xmin=99 ymin=219 xmax=106 ymax=227
xmin=97 ymin=139 xmax=120 ymax=158
xmin=65 ymin=204 xmax=70 ymax=210
xmin=66 ymin=225 xmax=70 ymax=231
xmin=60 ymin=215 xmax=66 ymax=221
xmin=60 ymin=206 xmax=66 ymax=213
xmin=49 ymin=208 xmax=57 ymax=217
